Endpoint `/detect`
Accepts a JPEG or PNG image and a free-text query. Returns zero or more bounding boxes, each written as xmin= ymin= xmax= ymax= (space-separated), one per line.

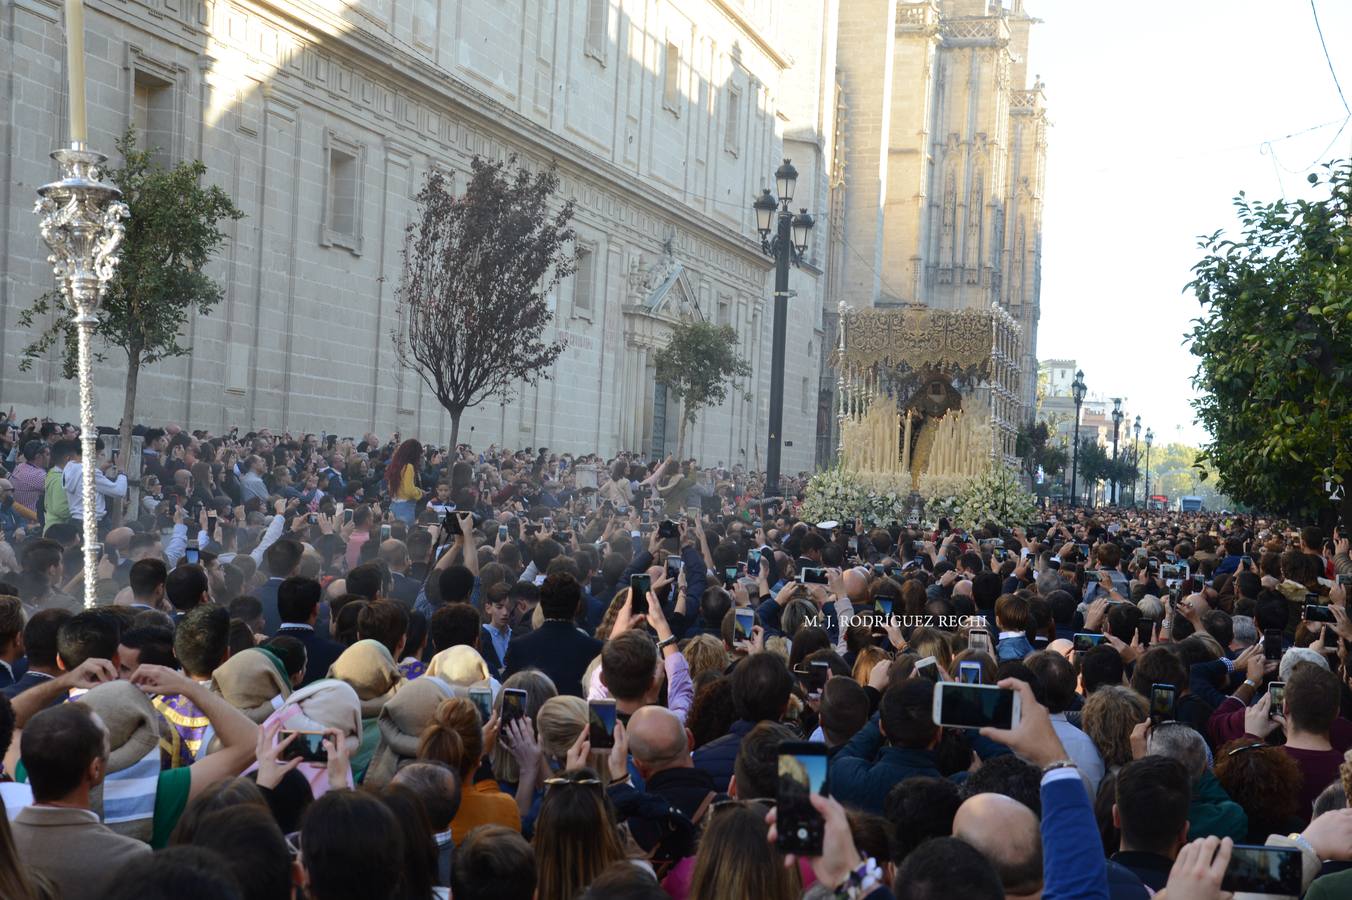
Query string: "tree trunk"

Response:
xmin=114 ymin=354 xmax=140 ymax=525
xmin=676 ymin=414 xmax=688 ymax=459
xmin=448 ymin=408 xmax=463 ymax=452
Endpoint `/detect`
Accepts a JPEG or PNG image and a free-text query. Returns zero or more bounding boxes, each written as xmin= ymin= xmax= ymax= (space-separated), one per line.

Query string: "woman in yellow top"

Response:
xmin=386 ymin=438 xmax=423 ymax=525
xmin=417 ymin=697 xmax=521 ymax=842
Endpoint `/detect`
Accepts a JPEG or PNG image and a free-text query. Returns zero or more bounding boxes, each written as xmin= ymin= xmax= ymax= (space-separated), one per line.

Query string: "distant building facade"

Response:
xmin=0 ymin=0 xmax=838 ymax=473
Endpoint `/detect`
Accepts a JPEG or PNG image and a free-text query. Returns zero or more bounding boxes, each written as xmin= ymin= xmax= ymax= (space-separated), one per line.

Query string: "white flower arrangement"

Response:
xmin=951 ymin=464 xmax=1037 ymax=532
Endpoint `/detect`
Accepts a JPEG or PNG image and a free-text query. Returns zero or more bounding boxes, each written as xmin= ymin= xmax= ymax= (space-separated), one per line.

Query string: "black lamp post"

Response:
xmin=1110 ymin=398 xmax=1123 ymax=506
xmin=1070 ymin=369 xmax=1086 ymax=507
xmin=1144 ymin=427 xmax=1155 ymax=510
xmin=1131 ymin=415 xmax=1141 ymax=507
xmin=752 ymin=159 xmax=815 ymax=497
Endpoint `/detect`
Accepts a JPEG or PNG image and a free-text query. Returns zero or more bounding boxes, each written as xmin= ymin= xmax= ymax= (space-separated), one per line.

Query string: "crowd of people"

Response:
xmin=1 ymin=413 xmax=1352 ymax=899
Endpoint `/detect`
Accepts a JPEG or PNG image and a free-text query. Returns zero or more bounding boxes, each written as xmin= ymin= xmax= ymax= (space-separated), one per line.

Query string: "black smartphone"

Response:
xmin=498 ymin=524 xmax=509 ymax=541
xmin=1221 ymin=845 xmax=1302 ymax=895
xmin=776 ymin=741 xmax=829 ymax=856
xmin=809 ymin=660 xmax=830 ymax=693
xmin=1263 ymin=628 xmax=1283 ymax=661
xmin=207 ymin=513 xmax=217 ymax=534
xmin=734 ymin=608 xmax=755 ymax=641
xmin=307 ymin=513 xmax=318 ymax=525
xmin=184 ymin=544 xmax=200 ymax=566
xmin=666 ymin=555 xmax=683 ymax=579
xmin=747 ymin=548 xmax=761 ymax=577
xmin=723 ymin=565 xmax=740 ymax=586
xmin=629 ymin=574 xmax=651 ymax=616
xmin=1149 ymin=683 xmax=1177 ymax=724
xmin=279 ymin=730 xmax=328 ymax=763
xmin=875 ymin=596 xmax=894 ymax=617
xmin=501 ymin=688 xmax=528 ymax=730
xmin=588 ymin=699 xmax=617 ymax=750
xmin=380 ymin=524 xmax=391 ymax=541
xmin=1239 ymin=555 xmax=1253 ymax=569
xmin=657 ymin=519 xmax=678 ymax=539
xmin=469 ymin=686 xmax=493 ymax=723
xmin=1137 ymin=617 xmax=1155 ymax=647
xmin=1305 ymin=603 xmax=1336 ymax=623
xmin=1267 ymin=681 xmax=1285 ymax=719
xmin=800 ymin=567 xmax=828 ymax=585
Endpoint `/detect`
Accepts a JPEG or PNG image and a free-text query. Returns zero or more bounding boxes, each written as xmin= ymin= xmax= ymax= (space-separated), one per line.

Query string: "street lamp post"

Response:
xmin=35 ymin=0 xmax=129 ymax=609
xmin=1144 ymin=427 xmax=1155 ymax=511
xmin=752 ymin=159 xmax=815 ymax=497
xmin=1110 ymin=398 xmax=1123 ymax=506
xmin=1131 ymin=415 xmax=1141 ymax=507
xmin=1070 ymin=369 xmax=1086 ymax=507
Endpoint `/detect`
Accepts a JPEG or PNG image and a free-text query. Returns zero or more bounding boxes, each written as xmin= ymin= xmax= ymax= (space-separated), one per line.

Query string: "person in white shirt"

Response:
xmin=61 ymin=437 xmax=127 ymax=524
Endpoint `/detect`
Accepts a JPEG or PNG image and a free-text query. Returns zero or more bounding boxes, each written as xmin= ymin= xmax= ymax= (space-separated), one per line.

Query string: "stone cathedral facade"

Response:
xmin=0 ymin=0 xmax=839 ymax=474
xmin=827 ymin=0 xmax=1047 ymax=451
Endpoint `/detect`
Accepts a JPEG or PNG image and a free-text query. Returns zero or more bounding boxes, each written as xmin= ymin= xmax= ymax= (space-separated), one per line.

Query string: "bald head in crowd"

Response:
xmin=626 ymin=706 xmax=691 ymax=778
xmin=842 ymin=567 xmax=869 ymax=604
xmin=952 ymin=793 xmax=1043 ymax=900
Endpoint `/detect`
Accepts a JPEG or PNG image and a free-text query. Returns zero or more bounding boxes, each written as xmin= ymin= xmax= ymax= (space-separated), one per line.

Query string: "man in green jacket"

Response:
xmin=42 ymin=439 xmax=77 ymax=534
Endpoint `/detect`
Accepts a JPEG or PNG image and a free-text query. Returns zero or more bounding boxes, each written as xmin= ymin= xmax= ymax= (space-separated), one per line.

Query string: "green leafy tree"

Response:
xmin=653 ymin=320 xmax=752 ymax=456
xmin=1073 ymin=437 xmax=1110 ymax=504
xmin=395 ymin=157 xmax=575 ymax=449
xmin=1187 ymin=161 xmax=1352 ymax=520
xmin=20 ymin=130 xmax=243 ymax=472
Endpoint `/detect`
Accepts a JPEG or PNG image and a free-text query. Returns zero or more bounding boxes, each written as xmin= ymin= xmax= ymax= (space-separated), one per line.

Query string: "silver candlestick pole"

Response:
xmin=34 ymin=144 xmax=129 ymax=609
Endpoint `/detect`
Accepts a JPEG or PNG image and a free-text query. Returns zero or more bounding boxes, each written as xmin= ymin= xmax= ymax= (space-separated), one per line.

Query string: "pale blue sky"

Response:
xmin=1028 ymin=0 xmax=1351 ymax=446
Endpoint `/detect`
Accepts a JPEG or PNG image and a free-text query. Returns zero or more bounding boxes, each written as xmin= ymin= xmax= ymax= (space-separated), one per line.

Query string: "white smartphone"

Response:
xmin=932 ymin=682 xmax=1021 ymax=731
xmin=968 ymin=628 xmax=991 ymax=656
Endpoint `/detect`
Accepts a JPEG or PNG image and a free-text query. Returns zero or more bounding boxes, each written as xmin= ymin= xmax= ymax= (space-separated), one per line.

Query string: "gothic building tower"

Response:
xmin=832 ymin=0 xmax=1047 ymax=428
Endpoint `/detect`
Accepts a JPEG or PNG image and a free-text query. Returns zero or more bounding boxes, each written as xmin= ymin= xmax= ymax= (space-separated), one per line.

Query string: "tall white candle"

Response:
xmin=65 ymin=0 xmax=86 ymax=144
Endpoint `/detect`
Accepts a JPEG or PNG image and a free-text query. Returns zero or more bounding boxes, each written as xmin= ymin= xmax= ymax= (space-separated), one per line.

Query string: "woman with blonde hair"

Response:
xmin=488 ymin=669 xmax=558 ymax=787
xmin=1080 ymin=685 xmax=1148 ymax=773
xmin=536 ymin=695 xmax=609 ymax=774
xmin=418 ymin=697 xmax=520 ymax=841
xmin=908 ymin=627 xmax=953 ymax=672
xmin=851 ymin=646 xmax=890 ymax=686
xmin=682 ymin=634 xmax=729 ymax=682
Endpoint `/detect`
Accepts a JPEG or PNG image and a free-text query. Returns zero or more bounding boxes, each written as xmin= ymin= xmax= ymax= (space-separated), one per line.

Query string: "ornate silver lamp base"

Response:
xmin=34 ymin=144 xmax=129 ymax=608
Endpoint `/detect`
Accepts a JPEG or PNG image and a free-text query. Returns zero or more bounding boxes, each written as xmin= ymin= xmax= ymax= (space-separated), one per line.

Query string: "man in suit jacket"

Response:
xmin=9 ymin=703 xmax=152 ymax=900
xmin=378 ymin=538 xmax=424 ymax=608
xmin=274 ymin=576 xmax=344 ymax=686
xmin=259 ymin=539 xmax=305 ymax=635
xmin=503 ymin=573 xmax=602 ymax=696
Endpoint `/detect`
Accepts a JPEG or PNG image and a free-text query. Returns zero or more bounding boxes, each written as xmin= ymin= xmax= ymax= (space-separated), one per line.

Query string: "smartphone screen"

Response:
xmin=184 ymin=545 xmax=200 ymax=565
xmin=1073 ymin=632 xmax=1106 ymax=653
xmin=734 ymin=608 xmax=755 ymax=641
xmin=501 ymin=688 xmax=527 ymax=730
xmin=776 ymin=741 xmax=829 ymax=856
xmin=958 ymin=661 xmax=982 ymax=684
xmin=588 ymin=699 xmax=617 ymax=750
xmin=809 ymin=660 xmax=830 ymax=693
xmin=933 ymin=683 xmax=1018 ymax=730
xmin=1267 ymin=681 xmax=1285 ymax=718
xmin=459 ymin=685 xmax=490 ymax=723
xmin=1137 ymin=617 xmax=1155 ymax=647
xmin=1150 ymin=683 xmax=1177 ymax=724
xmin=1305 ymin=603 xmax=1336 ymax=623
xmin=723 ymin=566 xmax=739 ymax=585
xmin=747 ymin=548 xmax=761 ymax=577
xmin=666 ymin=555 xmax=683 ymax=579
xmin=279 ymin=730 xmax=328 ymax=763
xmin=800 ymin=567 xmax=828 ymax=585
xmin=344 ymin=509 xmax=354 ymax=525
xmin=629 ymin=574 xmax=650 ymax=616
xmin=498 ymin=525 xmax=509 ymax=541
xmin=1263 ymin=628 xmax=1283 ymax=661
xmin=380 ymin=524 xmax=391 ymax=541
xmin=875 ymin=596 xmax=894 ymax=617
xmin=968 ymin=629 xmax=990 ymax=656
xmin=1221 ymin=845 xmax=1302 ymax=895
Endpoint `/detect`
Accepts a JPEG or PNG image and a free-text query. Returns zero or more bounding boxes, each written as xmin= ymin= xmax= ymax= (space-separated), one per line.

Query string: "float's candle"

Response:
xmin=65 ymin=0 xmax=86 ymax=143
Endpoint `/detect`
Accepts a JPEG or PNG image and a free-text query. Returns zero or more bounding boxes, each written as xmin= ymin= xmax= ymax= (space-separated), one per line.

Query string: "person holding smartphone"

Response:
xmin=587 ymin=575 xmax=694 ymax=724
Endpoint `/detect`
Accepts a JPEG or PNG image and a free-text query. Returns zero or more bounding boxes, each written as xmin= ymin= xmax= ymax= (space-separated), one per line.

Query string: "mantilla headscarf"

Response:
xmin=364 ymin=675 xmax=460 ymax=787
xmin=328 ymin=639 xmax=405 ymax=779
xmin=426 ymin=645 xmax=493 ymax=688
xmin=78 ymin=680 xmax=161 ymax=843
xmin=212 ymin=646 xmax=292 ymax=723
xmin=256 ymin=679 xmax=362 ymax=799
